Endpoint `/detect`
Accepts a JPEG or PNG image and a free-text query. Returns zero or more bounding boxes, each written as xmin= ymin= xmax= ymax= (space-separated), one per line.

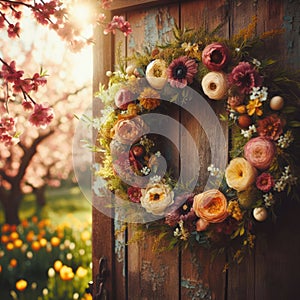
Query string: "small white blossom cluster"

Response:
xmin=250 ymin=86 xmax=268 ymax=101
xmin=229 ymin=110 xmax=238 ymax=121
xmin=141 ymin=166 xmax=151 ymax=175
xmin=173 ymin=220 xmax=189 ymax=241
xmin=207 ymin=164 xmax=223 ymax=178
xmin=277 ymin=130 xmax=294 ymax=149
xmin=149 ymin=175 xmax=161 ymax=183
xmin=241 ymin=125 xmax=257 ymax=138
xmin=274 ymin=166 xmax=298 ymax=192
xmin=252 ymin=58 xmax=261 ymax=67
xmin=263 ymin=192 xmax=274 ymax=207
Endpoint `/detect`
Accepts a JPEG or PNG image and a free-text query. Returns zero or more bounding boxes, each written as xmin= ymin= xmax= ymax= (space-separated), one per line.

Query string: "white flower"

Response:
xmin=241 ymin=125 xmax=257 ymax=138
xmin=207 ymin=164 xmax=223 ymax=177
xmin=252 ymin=58 xmax=261 ymax=67
xmin=263 ymin=193 xmax=274 ymax=207
xmin=140 ymin=181 xmax=174 ymax=215
xmin=277 ymin=130 xmax=294 ymax=149
xmin=149 ymin=175 xmax=161 ymax=183
xmin=48 ymin=267 xmax=55 ymax=278
xmin=250 ymin=86 xmax=268 ymax=101
xmin=173 ymin=220 xmax=189 ymax=241
xmin=141 ymin=166 xmax=151 ymax=175
xmin=274 ymin=165 xmax=298 ymax=192
xmin=145 ymin=59 xmax=168 ymax=90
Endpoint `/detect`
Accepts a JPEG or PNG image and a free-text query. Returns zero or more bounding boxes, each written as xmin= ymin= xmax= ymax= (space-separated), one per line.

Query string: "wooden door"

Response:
xmin=92 ymin=1 xmax=300 ymax=299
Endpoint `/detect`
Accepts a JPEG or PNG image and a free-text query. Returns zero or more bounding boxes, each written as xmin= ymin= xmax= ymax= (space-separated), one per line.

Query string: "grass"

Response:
xmin=0 ymin=185 xmax=92 ymax=225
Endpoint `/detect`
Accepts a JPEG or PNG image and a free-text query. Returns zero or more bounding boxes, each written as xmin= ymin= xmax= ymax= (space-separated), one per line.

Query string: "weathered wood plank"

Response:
xmin=180 ymin=1 xmax=228 ymax=299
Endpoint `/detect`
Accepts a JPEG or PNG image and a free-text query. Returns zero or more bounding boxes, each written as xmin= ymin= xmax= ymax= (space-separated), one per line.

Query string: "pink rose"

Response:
xmin=244 ymin=136 xmax=276 ymax=170
xmin=112 ymin=116 xmax=149 ymax=144
xmin=256 ymin=172 xmax=274 ymax=192
xmin=202 ymin=43 xmax=230 ymax=71
xmin=114 ymin=88 xmax=135 ymax=110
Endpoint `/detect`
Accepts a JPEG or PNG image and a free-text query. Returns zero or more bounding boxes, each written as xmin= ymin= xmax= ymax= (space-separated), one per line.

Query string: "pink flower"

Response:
xmin=1 ymin=61 xmax=23 ymax=83
xmin=256 ymin=173 xmax=274 ymax=192
xmin=104 ymin=16 xmax=132 ymax=36
xmin=127 ymin=186 xmax=142 ymax=203
xmin=244 ymin=136 xmax=276 ymax=170
xmin=257 ymin=114 xmax=284 ymax=140
xmin=167 ymin=56 xmax=198 ymax=88
xmin=202 ymin=43 xmax=230 ymax=71
xmin=111 ymin=116 xmax=149 ymax=144
xmin=29 ymin=103 xmax=54 ymax=128
xmin=22 ymin=101 xmax=34 ymax=111
xmin=7 ymin=22 xmax=20 ymax=38
xmin=114 ymin=88 xmax=134 ymax=110
xmin=229 ymin=62 xmax=263 ymax=94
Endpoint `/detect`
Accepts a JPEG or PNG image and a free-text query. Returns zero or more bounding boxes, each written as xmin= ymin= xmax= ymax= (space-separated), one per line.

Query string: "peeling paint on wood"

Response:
xmin=181 ymin=278 xmax=212 ymax=300
xmin=141 ymin=260 xmax=168 ymax=293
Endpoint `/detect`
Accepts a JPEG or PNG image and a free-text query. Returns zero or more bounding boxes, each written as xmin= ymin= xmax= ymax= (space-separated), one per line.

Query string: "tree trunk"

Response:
xmin=34 ymin=185 xmax=47 ymax=207
xmin=0 ymin=186 xmax=22 ymax=225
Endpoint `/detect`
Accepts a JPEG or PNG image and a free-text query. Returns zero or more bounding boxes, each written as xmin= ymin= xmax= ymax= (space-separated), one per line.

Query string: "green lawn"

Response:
xmin=0 ymin=185 xmax=92 ymax=225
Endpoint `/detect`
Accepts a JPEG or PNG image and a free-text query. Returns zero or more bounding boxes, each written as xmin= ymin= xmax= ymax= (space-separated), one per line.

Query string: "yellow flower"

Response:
xmin=6 ymin=242 xmax=14 ymax=251
xmin=181 ymin=42 xmax=199 ymax=53
xmin=225 ymin=157 xmax=257 ymax=192
xmin=39 ymin=238 xmax=47 ymax=247
xmin=138 ymin=87 xmax=161 ymax=110
xmin=9 ymin=231 xmax=19 ymax=241
xmin=14 ymin=239 xmax=23 ymax=248
xmin=16 ymin=279 xmax=27 ymax=291
xmin=246 ymin=98 xmax=263 ymax=116
xmin=76 ymin=266 xmax=88 ymax=278
xmin=54 ymin=260 xmax=63 ymax=272
xmin=81 ymin=230 xmax=91 ymax=242
xmin=59 ymin=265 xmax=74 ymax=281
xmin=31 ymin=241 xmax=41 ymax=251
xmin=50 ymin=236 xmax=60 ymax=247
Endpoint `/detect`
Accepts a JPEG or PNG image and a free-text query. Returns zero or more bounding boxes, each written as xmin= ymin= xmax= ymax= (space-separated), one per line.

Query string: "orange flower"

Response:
xmin=9 ymin=258 xmax=18 ymax=268
xmin=14 ymin=239 xmax=23 ymax=248
xmin=1 ymin=235 xmax=9 ymax=244
xmin=6 ymin=242 xmax=14 ymax=251
xmin=31 ymin=216 xmax=38 ymax=223
xmin=50 ymin=237 xmax=60 ymax=247
xmin=26 ymin=230 xmax=35 ymax=242
xmin=0 ymin=265 xmax=2 ymax=273
xmin=138 ymin=87 xmax=161 ymax=110
xmin=10 ymin=231 xmax=19 ymax=241
xmin=193 ymin=189 xmax=228 ymax=223
xmin=1 ymin=224 xmax=10 ymax=233
xmin=31 ymin=241 xmax=41 ymax=251
xmin=59 ymin=265 xmax=74 ymax=281
xmin=246 ymin=98 xmax=263 ymax=116
xmin=16 ymin=279 xmax=27 ymax=291
xmin=54 ymin=260 xmax=63 ymax=272
xmin=21 ymin=219 xmax=29 ymax=228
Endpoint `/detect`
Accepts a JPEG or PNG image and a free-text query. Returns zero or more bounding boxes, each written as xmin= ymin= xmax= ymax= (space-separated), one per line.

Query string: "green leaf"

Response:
xmin=288 ymin=121 xmax=300 ymax=127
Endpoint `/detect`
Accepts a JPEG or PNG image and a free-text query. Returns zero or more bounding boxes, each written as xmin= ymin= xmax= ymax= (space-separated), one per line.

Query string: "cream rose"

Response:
xmin=225 ymin=157 xmax=257 ymax=192
xmin=140 ymin=182 xmax=174 ymax=216
xmin=145 ymin=59 xmax=168 ymax=90
xmin=201 ymin=71 xmax=228 ymax=100
xmin=193 ymin=189 xmax=228 ymax=223
xmin=111 ymin=116 xmax=149 ymax=144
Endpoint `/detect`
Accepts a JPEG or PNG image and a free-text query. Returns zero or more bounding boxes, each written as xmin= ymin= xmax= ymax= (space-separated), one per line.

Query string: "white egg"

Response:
xmin=270 ymin=96 xmax=284 ymax=110
xmin=253 ymin=207 xmax=268 ymax=221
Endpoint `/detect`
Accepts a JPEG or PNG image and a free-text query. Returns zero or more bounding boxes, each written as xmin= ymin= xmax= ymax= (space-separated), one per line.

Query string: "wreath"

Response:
xmin=94 ymin=18 xmax=300 ymax=263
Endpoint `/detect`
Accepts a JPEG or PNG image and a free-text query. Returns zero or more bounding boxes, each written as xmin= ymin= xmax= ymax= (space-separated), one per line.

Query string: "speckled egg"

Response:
xmin=270 ymin=96 xmax=284 ymax=110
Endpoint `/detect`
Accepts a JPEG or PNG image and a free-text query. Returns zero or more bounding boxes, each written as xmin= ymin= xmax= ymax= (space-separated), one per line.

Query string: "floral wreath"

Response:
xmin=94 ymin=18 xmax=300 ymax=263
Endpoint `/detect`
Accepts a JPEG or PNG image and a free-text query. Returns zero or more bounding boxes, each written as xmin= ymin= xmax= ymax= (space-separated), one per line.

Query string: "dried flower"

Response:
xmin=167 ymin=56 xmax=198 ymax=88
xmin=127 ymin=186 xmax=142 ymax=203
xmin=138 ymin=87 xmax=160 ymax=110
xmin=202 ymin=42 xmax=230 ymax=71
xmin=145 ymin=59 xmax=168 ymax=90
xmin=201 ymin=71 xmax=228 ymax=100
xmin=257 ymin=114 xmax=284 ymax=140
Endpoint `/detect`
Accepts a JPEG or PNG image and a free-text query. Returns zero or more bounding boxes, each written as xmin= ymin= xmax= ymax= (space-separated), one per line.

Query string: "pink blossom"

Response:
xmin=104 ymin=16 xmax=132 ymax=36
xmin=256 ymin=173 xmax=274 ymax=192
xmin=229 ymin=62 xmax=263 ymax=94
xmin=1 ymin=61 xmax=24 ymax=83
xmin=29 ymin=103 xmax=54 ymax=128
xmin=7 ymin=22 xmax=20 ymax=38
xmin=114 ymin=88 xmax=134 ymax=110
xmin=22 ymin=101 xmax=34 ymax=111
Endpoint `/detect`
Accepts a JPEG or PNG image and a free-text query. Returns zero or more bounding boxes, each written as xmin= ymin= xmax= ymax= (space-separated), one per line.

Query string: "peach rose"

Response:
xmin=201 ymin=71 xmax=228 ymax=100
xmin=244 ymin=136 xmax=276 ymax=170
xmin=193 ymin=189 xmax=228 ymax=223
xmin=145 ymin=59 xmax=168 ymax=90
xmin=111 ymin=116 xmax=149 ymax=144
xmin=225 ymin=157 xmax=257 ymax=192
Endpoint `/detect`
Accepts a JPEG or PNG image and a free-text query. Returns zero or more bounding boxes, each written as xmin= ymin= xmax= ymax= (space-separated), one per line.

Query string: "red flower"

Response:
xmin=257 ymin=114 xmax=284 ymax=141
xmin=229 ymin=62 xmax=263 ymax=94
xmin=29 ymin=103 xmax=54 ymax=128
xmin=256 ymin=173 xmax=274 ymax=192
xmin=7 ymin=22 xmax=20 ymax=38
xmin=167 ymin=56 xmax=198 ymax=88
xmin=127 ymin=186 xmax=142 ymax=203
xmin=202 ymin=43 xmax=230 ymax=71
